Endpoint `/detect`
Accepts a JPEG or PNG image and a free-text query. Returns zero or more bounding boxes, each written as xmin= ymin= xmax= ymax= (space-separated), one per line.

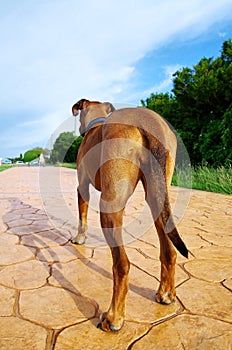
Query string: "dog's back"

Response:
xmin=104 ymin=107 xmax=176 ymax=150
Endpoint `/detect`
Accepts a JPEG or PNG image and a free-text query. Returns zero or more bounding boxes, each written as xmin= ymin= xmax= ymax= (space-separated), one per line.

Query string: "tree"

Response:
xmin=8 ymin=153 xmax=23 ymax=163
xmin=141 ymin=92 xmax=177 ymax=120
xmin=221 ymin=39 xmax=232 ymax=63
xmin=24 ymin=149 xmax=42 ymax=163
xmin=50 ymin=132 xmax=83 ymax=163
xmin=65 ymin=136 xmax=83 ymax=163
xmin=142 ymin=39 xmax=232 ymax=166
xmin=172 ymin=40 xmax=232 ymax=165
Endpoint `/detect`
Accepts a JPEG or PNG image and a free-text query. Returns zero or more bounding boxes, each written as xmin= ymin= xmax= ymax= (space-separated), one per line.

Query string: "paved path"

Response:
xmin=0 ymin=166 xmax=231 ymax=350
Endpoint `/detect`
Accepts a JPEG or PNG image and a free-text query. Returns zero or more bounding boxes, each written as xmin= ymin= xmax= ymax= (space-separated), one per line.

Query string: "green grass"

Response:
xmin=172 ymin=165 xmax=232 ymax=195
xmin=54 ymin=163 xmax=232 ymax=195
xmin=0 ymin=165 xmax=13 ymax=172
xmin=57 ymin=162 xmax=76 ymax=169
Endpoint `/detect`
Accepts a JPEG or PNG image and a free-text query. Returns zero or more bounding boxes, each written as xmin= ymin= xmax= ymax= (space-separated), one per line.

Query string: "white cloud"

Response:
xmin=218 ymin=32 xmax=227 ymax=38
xmin=1 ymin=0 xmax=231 ymax=106
xmin=0 ymin=111 xmax=67 ymax=157
xmin=0 ymin=0 xmax=232 ymax=157
xmin=122 ymin=64 xmax=182 ymax=103
xmin=148 ymin=65 xmax=182 ymax=95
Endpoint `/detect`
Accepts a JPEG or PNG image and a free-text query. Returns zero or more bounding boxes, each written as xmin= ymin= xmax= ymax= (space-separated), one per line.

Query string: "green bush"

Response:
xmin=50 ymin=132 xmax=83 ymax=163
xmin=24 ymin=149 xmax=41 ymax=163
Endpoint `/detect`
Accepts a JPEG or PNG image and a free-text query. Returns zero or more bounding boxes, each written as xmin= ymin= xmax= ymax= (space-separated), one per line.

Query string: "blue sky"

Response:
xmin=0 ymin=0 xmax=232 ymax=159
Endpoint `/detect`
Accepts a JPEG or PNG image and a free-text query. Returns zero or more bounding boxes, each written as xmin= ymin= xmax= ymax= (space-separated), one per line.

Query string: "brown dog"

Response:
xmin=71 ymin=99 xmax=188 ymax=332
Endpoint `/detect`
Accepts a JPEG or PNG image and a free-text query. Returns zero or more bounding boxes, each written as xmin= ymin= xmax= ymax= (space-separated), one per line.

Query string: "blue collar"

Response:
xmin=81 ymin=117 xmax=106 ymax=136
xmin=82 ymin=112 xmax=112 ymax=136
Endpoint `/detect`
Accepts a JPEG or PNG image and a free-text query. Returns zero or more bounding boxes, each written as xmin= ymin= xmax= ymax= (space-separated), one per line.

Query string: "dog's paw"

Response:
xmin=155 ymin=290 xmax=175 ymax=305
xmin=71 ymin=233 xmax=86 ymax=245
xmin=97 ymin=312 xmax=124 ymax=332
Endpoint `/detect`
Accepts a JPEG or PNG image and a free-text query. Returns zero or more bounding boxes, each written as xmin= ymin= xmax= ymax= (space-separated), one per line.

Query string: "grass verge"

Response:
xmin=53 ymin=163 xmax=232 ymax=195
xmin=56 ymin=163 xmax=76 ymax=169
xmin=0 ymin=165 xmax=13 ymax=172
xmin=172 ymin=165 xmax=232 ymax=195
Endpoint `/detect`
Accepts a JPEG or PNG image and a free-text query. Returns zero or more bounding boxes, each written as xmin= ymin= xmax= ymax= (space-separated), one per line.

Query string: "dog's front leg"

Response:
xmin=71 ymin=186 xmax=89 ymax=244
xmin=98 ymin=212 xmax=130 ymax=332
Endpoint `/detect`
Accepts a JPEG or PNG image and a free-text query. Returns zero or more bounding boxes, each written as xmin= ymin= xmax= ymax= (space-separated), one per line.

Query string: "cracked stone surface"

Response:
xmin=0 ymin=167 xmax=231 ymax=349
xmin=0 ymin=317 xmax=48 ymax=350
xmin=55 ymin=320 xmax=150 ymax=350
xmin=0 ymin=260 xmax=50 ymax=289
xmin=0 ymin=285 xmax=15 ymax=316
xmin=177 ymin=278 xmax=232 ymax=323
xmin=20 ymin=286 xmax=96 ymax=329
xmin=132 ymin=314 xmax=232 ymax=349
xmin=0 ymin=244 xmax=36 ymax=265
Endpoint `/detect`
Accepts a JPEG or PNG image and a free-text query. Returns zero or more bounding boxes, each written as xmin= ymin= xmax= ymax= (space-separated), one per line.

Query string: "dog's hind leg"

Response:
xmin=142 ymin=153 xmax=187 ymax=305
xmin=97 ymin=159 xmax=137 ymax=332
xmin=98 ymin=209 xmax=130 ymax=332
xmin=144 ymin=173 xmax=177 ymax=304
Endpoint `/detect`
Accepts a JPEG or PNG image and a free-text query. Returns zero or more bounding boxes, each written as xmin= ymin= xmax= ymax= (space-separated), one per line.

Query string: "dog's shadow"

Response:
xmin=2 ymin=197 xmax=158 ymax=330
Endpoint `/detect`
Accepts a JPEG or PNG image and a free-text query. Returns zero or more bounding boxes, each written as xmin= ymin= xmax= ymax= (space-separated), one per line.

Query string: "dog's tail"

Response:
xmin=166 ymin=225 xmax=189 ymax=258
xmin=142 ymin=127 xmax=188 ymax=259
xmin=155 ymin=185 xmax=189 ymax=258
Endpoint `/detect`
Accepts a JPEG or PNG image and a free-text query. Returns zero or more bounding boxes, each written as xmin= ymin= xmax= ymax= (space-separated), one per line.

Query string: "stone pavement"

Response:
xmin=0 ymin=166 xmax=231 ymax=350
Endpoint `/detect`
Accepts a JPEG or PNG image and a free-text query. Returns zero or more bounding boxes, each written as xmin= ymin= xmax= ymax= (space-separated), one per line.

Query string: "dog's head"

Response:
xmin=72 ymin=99 xmax=115 ymax=136
xmin=72 ymin=99 xmax=93 ymax=116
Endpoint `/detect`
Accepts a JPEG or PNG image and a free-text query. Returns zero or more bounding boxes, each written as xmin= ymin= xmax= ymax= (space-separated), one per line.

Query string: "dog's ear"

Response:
xmin=103 ymin=102 xmax=116 ymax=115
xmin=72 ymin=99 xmax=90 ymax=115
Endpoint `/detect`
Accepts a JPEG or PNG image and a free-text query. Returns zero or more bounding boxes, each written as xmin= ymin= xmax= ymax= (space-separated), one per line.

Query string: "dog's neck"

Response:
xmin=81 ymin=112 xmax=112 ymax=136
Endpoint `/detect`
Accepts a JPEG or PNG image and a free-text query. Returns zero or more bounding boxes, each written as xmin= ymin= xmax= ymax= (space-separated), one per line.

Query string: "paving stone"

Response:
xmin=126 ymin=245 xmax=160 ymax=260
xmin=10 ymin=202 xmax=30 ymax=210
xmin=2 ymin=212 xmax=21 ymax=223
xmin=131 ymin=225 xmax=160 ymax=247
xmin=0 ymin=316 xmax=47 ymax=350
xmin=132 ymin=314 xmax=232 ymax=350
xmin=126 ymin=265 xmax=182 ymax=324
xmin=191 ymin=245 xmax=232 ymax=259
xmin=125 ymin=211 xmax=154 ymax=243
xmin=9 ymin=221 xmax=53 ymax=235
xmin=92 ymin=246 xmax=113 ymax=259
xmin=36 ymin=209 xmax=49 ymax=215
xmin=184 ymin=258 xmax=232 ymax=282
xmin=133 ymin=258 xmax=189 ymax=286
xmin=73 ymin=244 xmax=94 ymax=259
xmin=0 ymin=244 xmax=36 ymax=265
xmin=223 ymin=278 xmax=232 ymax=291
xmin=197 ymin=232 xmax=232 ymax=247
xmin=20 ymin=286 xmax=96 ymax=329
xmin=0 ymin=233 xmax=19 ymax=245
xmin=126 ymin=237 xmax=158 ymax=250
xmin=77 ymin=226 xmax=107 ymax=247
xmin=37 ymin=245 xmax=83 ymax=263
xmin=49 ymin=259 xmax=113 ymax=312
xmin=125 ymin=246 xmax=159 ymax=263
xmin=177 ymin=231 xmax=210 ymax=249
xmin=0 ymin=286 xmax=15 ymax=316
xmin=0 ymin=222 xmax=7 ymax=232
xmin=0 ymin=167 xmax=231 ymax=349
xmin=21 ymin=229 xmax=70 ymax=248
xmin=22 ymin=213 xmax=48 ymax=220
xmin=0 ymin=260 xmax=49 ymax=289
xmin=7 ymin=218 xmax=33 ymax=227
xmin=177 ymin=278 xmax=232 ymax=322
xmin=0 ymin=200 xmax=10 ymax=211
xmin=55 ymin=319 xmax=150 ymax=350
xmin=9 ymin=208 xmax=37 ymax=215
